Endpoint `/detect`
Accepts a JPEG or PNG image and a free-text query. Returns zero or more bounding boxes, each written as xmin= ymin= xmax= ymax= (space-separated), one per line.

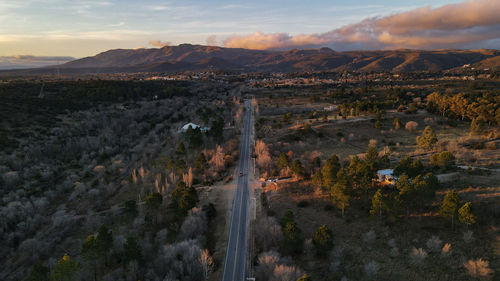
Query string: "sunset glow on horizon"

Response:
xmin=0 ymin=0 xmax=499 ymax=59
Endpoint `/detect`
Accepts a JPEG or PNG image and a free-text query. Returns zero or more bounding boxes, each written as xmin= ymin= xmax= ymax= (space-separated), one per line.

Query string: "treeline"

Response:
xmin=0 ymin=80 xmax=190 ymax=109
xmin=28 ymin=197 xmax=219 ymax=281
xmin=426 ymin=92 xmax=499 ymax=127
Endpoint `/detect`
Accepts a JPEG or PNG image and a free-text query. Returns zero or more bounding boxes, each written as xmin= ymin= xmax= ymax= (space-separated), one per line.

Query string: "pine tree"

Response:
xmin=440 ymin=190 xmax=461 ymax=229
xmin=283 ymin=221 xmax=303 ymax=255
xmin=290 ymin=159 xmax=305 ymax=179
xmin=393 ymin=117 xmax=401 ymax=129
xmin=51 ymin=254 xmax=78 ymax=281
xmin=321 ymin=154 xmax=340 ymax=187
xmin=96 ymin=225 xmax=113 ymax=266
xmin=470 ymin=118 xmax=484 ymax=135
xmin=312 ymin=170 xmax=323 ymax=189
xmin=331 ymin=182 xmax=350 ymax=217
xmin=145 ymin=192 xmax=163 ymax=225
xmin=277 ymin=153 xmax=290 ymax=170
xmin=396 ymin=174 xmax=415 ymax=218
xmin=313 ymin=225 xmax=334 ymax=257
xmin=179 ymin=186 xmax=198 ymax=214
xmin=81 ymin=235 xmax=100 ymax=281
xmin=417 ymin=126 xmax=438 ymax=149
xmin=280 ymin=210 xmax=295 ymax=228
xmin=365 ymin=146 xmax=379 ymax=170
xmin=176 ymin=142 xmax=186 ymax=155
xmin=123 ymin=200 xmax=138 ymax=220
xmin=297 ymin=274 xmax=312 ymax=281
xmin=194 ymin=152 xmax=208 ymax=171
xmin=29 ymin=262 xmax=49 ymax=281
xmin=123 ymin=237 xmax=142 ymax=264
xmin=430 ymin=151 xmax=456 ymax=169
xmin=458 ymin=202 xmax=476 ymax=227
xmin=370 ymin=189 xmax=384 ymax=217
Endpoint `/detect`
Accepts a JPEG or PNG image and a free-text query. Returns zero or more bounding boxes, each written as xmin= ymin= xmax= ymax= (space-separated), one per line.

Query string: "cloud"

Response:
xmin=108 ymin=22 xmax=125 ymax=27
xmin=0 ymin=55 xmax=75 ymax=70
xmin=223 ymin=0 xmax=500 ymax=50
xmin=206 ymin=35 xmax=217 ymax=46
xmin=149 ymin=40 xmax=172 ymax=47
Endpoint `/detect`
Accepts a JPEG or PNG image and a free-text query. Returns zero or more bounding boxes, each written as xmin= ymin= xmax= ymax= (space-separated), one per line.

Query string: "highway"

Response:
xmin=222 ymin=99 xmax=252 ymax=281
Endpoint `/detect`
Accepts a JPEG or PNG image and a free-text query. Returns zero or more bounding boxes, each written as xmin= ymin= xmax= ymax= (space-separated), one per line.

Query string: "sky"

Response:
xmin=0 ymin=0 xmax=499 ymax=60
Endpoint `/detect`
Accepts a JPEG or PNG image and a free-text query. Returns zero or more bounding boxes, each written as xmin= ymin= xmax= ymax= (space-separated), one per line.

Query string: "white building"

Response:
xmin=180 ymin=123 xmax=211 ymax=133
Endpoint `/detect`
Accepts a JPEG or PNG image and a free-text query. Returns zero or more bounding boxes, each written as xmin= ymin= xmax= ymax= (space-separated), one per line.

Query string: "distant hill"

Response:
xmin=3 ymin=45 xmax=500 ymax=74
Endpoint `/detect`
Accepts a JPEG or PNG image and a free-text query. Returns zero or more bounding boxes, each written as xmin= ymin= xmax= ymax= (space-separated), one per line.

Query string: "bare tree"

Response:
xmin=271 ymin=264 xmax=302 ymax=281
xmin=255 ymin=140 xmax=271 ymax=173
xmin=255 ymin=216 xmax=283 ymax=251
xmin=210 ymin=145 xmax=225 ymax=172
xmin=182 ymin=167 xmax=194 ymax=187
xmin=198 ymin=249 xmax=214 ymax=280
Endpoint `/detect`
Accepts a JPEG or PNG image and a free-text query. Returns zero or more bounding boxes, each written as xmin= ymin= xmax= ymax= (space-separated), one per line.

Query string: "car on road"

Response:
xmin=239 ymin=172 xmax=243 ymax=177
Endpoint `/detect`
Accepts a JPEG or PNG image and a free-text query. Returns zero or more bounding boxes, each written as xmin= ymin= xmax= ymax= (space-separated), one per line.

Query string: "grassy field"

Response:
xmin=251 ymin=87 xmax=499 ymax=281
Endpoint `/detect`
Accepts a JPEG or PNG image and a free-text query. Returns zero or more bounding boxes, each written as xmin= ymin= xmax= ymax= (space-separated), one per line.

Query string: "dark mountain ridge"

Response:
xmin=3 ymin=45 xmax=500 ymax=74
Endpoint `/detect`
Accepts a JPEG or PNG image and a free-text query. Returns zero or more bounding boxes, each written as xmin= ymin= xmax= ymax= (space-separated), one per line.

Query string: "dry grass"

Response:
xmin=254 ymin=95 xmax=499 ymax=281
xmin=262 ymin=183 xmax=499 ymax=281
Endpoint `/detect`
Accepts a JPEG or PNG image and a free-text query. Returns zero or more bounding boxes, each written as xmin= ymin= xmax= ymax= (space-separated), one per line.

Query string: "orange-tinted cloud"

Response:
xmin=224 ymin=0 xmax=500 ymax=50
xmin=149 ymin=40 xmax=171 ymax=47
xmin=206 ymin=35 xmax=218 ymax=46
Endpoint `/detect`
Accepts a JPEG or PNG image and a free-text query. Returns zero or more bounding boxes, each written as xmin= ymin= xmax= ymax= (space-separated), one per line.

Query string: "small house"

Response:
xmin=180 ymin=123 xmax=211 ymax=133
xmin=376 ymin=169 xmax=397 ymax=185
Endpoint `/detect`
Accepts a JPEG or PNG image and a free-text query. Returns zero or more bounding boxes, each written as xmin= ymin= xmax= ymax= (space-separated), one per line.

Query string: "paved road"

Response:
xmin=222 ymin=100 xmax=252 ymax=281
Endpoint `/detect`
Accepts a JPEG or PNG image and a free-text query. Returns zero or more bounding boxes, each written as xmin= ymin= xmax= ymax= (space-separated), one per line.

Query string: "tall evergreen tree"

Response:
xmin=313 ymin=225 xmax=334 ymax=257
xmin=277 ymin=153 xmax=290 ymax=170
xmin=321 ymin=154 xmax=340 ymax=187
xmin=458 ymin=202 xmax=477 ymax=227
xmin=312 ymin=170 xmax=323 ymax=189
xmin=331 ymin=182 xmax=350 ymax=217
xmin=29 ymin=262 xmax=49 ymax=281
xmin=290 ymin=159 xmax=305 ymax=179
xmin=96 ymin=225 xmax=113 ymax=265
xmin=194 ymin=152 xmax=208 ymax=171
xmin=440 ymin=190 xmax=461 ymax=229
xmin=81 ymin=235 xmax=100 ymax=281
xmin=123 ymin=237 xmax=142 ymax=264
xmin=417 ymin=126 xmax=438 ymax=149
xmin=51 ymin=254 xmax=78 ymax=281
xmin=370 ymin=189 xmax=384 ymax=217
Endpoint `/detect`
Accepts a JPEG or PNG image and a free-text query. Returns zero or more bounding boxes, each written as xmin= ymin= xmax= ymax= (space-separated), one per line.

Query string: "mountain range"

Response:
xmin=4 ymin=44 xmax=500 ymax=74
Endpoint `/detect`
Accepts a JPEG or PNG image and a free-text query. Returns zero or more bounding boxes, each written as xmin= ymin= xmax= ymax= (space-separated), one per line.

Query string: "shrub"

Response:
xmin=441 ymin=243 xmax=452 ymax=257
xmin=271 ymin=264 xmax=302 ymax=281
xmin=387 ymin=239 xmax=396 ymax=248
xmin=363 ymin=230 xmax=376 ymax=244
xmin=405 ymin=121 xmax=418 ymax=132
xmin=410 ymin=247 xmax=427 ymax=265
xmin=430 ymin=151 xmax=456 ymax=169
xmin=463 ymin=258 xmax=493 ymax=278
xmin=426 ymin=236 xmax=442 ymax=253
xmin=297 ymin=200 xmax=309 ymax=208
xmin=364 ymin=261 xmax=379 ymax=277
xmin=463 ymin=230 xmax=474 ymax=243
xmin=329 ymin=261 xmax=341 ymax=273
xmin=256 ymin=251 xmax=281 ymax=281
xmin=390 ymin=247 xmax=399 ymax=257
